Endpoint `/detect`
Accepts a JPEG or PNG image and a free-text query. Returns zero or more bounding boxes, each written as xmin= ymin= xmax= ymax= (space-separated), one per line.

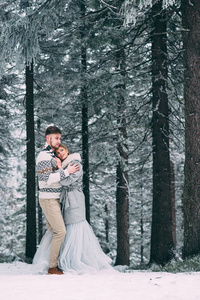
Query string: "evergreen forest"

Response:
xmin=0 ymin=0 xmax=200 ymax=269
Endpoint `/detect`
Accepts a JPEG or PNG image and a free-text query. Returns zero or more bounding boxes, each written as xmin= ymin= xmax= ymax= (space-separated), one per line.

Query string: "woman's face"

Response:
xmin=55 ymin=147 xmax=69 ymax=161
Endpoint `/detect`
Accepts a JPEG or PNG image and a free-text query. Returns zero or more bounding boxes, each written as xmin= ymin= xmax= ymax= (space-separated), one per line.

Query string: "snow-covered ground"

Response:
xmin=1 ymin=262 xmax=200 ymax=300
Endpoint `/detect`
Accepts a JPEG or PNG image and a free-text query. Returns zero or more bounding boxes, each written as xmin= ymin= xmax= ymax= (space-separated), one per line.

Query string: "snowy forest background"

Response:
xmin=0 ymin=0 xmax=198 ymax=269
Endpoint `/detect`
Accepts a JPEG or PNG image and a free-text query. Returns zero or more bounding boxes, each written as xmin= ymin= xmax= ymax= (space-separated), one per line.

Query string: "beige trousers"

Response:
xmin=39 ymin=198 xmax=66 ymax=268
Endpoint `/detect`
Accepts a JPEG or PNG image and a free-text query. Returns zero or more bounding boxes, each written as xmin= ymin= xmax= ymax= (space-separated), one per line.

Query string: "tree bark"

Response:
xmin=80 ymin=0 xmax=90 ymax=223
xmin=150 ymin=0 xmax=175 ymax=265
xmin=25 ymin=61 xmax=37 ymax=260
xmin=36 ymin=118 xmax=43 ymax=244
xmin=182 ymin=0 xmax=200 ymax=258
xmin=171 ymin=161 xmax=176 ymax=247
xmin=140 ymin=184 xmax=144 ymax=264
xmin=115 ymin=46 xmax=130 ymax=266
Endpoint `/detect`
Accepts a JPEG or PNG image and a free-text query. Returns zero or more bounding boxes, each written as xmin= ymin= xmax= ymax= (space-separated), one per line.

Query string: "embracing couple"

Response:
xmin=33 ymin=126 xmax=112 ymax=275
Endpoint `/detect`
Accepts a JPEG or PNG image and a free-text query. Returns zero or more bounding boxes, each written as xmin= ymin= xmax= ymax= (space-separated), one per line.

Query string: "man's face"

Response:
xmin=46 ymin=133 xmax=61 ymax=150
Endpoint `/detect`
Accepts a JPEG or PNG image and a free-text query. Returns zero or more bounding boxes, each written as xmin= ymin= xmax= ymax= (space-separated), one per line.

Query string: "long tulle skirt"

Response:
xmin=32 ymin=220 xmax=112 ymax=274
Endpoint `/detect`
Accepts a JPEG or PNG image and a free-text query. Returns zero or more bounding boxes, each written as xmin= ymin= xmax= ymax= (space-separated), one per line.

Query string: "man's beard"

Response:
xmin=50 ymin=138 xmax=59 ymax=150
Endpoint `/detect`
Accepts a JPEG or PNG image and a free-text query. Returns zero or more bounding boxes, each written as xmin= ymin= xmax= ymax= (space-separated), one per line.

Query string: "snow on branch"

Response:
xmin=122 ymin=0 xmax=177 ymax=26
xmin=0 ymin=0 xmax=72 ymax=67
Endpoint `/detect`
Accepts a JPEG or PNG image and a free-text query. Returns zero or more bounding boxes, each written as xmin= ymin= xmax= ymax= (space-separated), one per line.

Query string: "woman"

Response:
xmin=33 ymin=145 xmax=112 ymax=274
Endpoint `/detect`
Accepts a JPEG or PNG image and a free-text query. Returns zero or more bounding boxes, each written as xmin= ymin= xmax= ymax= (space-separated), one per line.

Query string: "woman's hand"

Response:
xmin=67 ymin=163 xmax=79 ymax=174
xmin=55 ymin=157 xmax=62 ymax=169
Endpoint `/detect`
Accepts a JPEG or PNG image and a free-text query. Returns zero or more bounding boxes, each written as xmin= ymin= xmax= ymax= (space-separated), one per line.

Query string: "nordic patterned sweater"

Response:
xmin=36 ymin=143 xmax=69 ymax=199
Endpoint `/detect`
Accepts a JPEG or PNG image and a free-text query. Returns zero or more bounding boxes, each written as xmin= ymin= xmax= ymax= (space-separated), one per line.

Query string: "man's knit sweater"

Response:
xmin=36 ymin=143 xmax=69 ymax=199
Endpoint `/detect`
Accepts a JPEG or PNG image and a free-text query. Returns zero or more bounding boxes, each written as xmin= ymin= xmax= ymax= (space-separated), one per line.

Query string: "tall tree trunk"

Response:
xmin=80 ymin=0 xmax=90 ymax=223
xmin=150 ymin=0 xmax=175 ymax=265
xmin=104 ymin=204 xmax=110 ymax=253
xmin=140 ymin=183 xmax=144 ymax=265
xmin=115 ymin=46 xmax=129 ymax=266
xmin=182 ymin=0 xmax=200 ymax=258
xmin=25 ymin=61 xmax=36 ymax=260
xmin=37 ymin=117 xmax=43 ymax=244
xmin=171 ymin=161 xmax=176 ymax=247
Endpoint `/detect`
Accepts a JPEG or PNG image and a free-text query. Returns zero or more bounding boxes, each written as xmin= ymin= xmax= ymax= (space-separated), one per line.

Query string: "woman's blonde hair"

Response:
xmin=55 ymin=144 xmax=69 ymax=155
xmin=58 ymin=144 xmax=68 ymax=150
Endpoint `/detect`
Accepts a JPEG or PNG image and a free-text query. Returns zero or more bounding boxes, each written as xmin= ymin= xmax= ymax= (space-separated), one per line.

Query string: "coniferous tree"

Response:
xmin=182 ymin=0 xmax=200 ymax=259
xmin=25 ymin=61 xmax=36 ymax=260
xmin=80 ymin=0 xmax=90 ymax=223
xmin=115 ymin=25 xmax=129 ymax=266
xmin=150 ymin=0 xmax=175 ymax=265
xmin=36 ymin=118 xmax=43 ymax=243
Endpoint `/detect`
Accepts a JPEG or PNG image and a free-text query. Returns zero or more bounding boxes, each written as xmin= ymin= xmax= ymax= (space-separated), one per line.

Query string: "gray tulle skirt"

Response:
xmin=32 ymin=220 xmax=112 ymax=274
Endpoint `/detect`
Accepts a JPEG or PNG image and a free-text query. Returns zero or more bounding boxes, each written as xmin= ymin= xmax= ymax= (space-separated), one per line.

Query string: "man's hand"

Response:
xmin=55 ymin=157 xmax=62 ymax=169
xmin=67 ymin=163 xmax=79 ymax=174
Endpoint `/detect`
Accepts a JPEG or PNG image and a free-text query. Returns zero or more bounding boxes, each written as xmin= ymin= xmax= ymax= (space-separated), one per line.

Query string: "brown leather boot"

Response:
xmin=48 ymin=266 xmax=64 ymax=275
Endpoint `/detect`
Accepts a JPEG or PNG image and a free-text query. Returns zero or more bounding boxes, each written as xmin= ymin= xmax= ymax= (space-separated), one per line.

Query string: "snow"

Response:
xmin=1 ymin=262 xmax=200 ymax=300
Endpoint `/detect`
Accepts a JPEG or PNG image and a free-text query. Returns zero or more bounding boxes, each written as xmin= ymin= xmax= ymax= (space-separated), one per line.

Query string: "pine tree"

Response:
xmin=25 ymin=61 xmax=36 ymax=260
xmin=182 ymin=0 xmax=200 ymax=258
xmin=150 ymin=0 xmax=175 ymax=265
xmin=80 ymin=0 xmax=90 ymax=223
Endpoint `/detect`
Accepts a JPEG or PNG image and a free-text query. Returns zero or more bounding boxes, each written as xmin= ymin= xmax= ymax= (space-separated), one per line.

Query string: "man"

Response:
xmin=36 ymin=126 xmax=79 ymax=275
